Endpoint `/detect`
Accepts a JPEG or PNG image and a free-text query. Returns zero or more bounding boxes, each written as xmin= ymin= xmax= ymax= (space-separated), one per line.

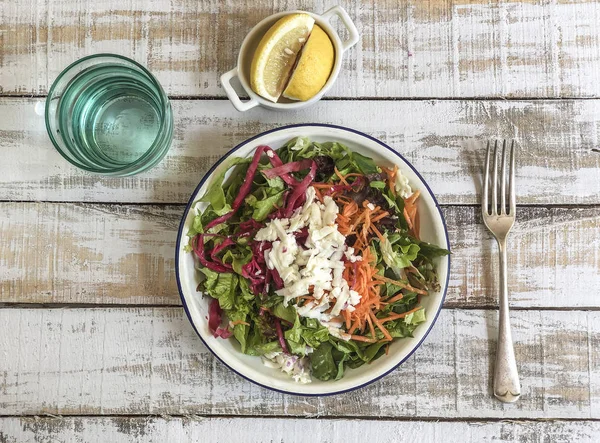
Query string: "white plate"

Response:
xmin=175 ymin=124 xmax=450 ymax=396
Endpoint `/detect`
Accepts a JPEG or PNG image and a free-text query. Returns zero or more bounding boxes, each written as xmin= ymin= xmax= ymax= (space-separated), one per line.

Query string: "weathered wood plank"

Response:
xmin=1 ymin=98 xmax=600 ymax=205
xmin=2 ymin=203 xmax=599 ymax=307
xmin=0 ymin=308 xmax=598 ymax=418
xmin=1 ymin=417 xmax=600 ymax=443
xmin=0 ymin=203 xmax=182 ymax=305
xmin=1 ymin=1 xmax=600 ymax=98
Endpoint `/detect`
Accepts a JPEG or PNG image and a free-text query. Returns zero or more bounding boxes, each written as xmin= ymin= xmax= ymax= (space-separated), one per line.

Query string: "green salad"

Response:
xmin=187 ymin=137 xmax=449 ymax=383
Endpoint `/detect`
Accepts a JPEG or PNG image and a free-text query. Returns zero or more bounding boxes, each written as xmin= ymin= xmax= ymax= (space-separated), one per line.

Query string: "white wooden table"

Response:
xmin=1 ymin=1 xmax=600 ymax=441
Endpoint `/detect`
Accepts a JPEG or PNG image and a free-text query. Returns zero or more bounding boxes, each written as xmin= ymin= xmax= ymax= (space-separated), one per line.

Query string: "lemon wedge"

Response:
xmin=283 ymin=25 xmax=334 ymax=102
xmin=250 ymin=14 xmax=315 ymax=102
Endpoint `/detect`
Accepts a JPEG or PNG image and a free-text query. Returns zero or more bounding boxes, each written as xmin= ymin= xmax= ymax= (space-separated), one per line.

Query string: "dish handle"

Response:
xmin=220 ymin=68 xmax=259 ymax=112
xmin=321 ymin=5 xmax=360 ymax=52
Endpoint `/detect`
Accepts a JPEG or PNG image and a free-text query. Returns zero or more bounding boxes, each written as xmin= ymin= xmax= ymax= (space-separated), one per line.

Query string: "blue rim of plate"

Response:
xmin=175 ymin=123 xmax=451 ymax=397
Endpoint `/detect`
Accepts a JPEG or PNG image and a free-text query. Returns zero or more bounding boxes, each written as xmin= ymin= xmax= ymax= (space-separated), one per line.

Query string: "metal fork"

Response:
xmin=482 ymin=140 xmax=521 ymax=403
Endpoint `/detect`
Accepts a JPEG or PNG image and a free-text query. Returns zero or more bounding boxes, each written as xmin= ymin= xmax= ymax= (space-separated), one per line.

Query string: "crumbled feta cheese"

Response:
xmin=324 ymin=324 xmax=351 ymax=341
xmin=394 ymin=169 xmax=413 ymax=198
xmin=367 ymin=202 xmax=375 ymax=210
xmin=323 ymin=196 xmax=338 ymax=226
xmin=255 ymin=223 xmax=278 ymax=242
xmin=258 ymin=187 xmax=362 ymax=324
xmin=344 ymin=247 xmax=362 ymax=263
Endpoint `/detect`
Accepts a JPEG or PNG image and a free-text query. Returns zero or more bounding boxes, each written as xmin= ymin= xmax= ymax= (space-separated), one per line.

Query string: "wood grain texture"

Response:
xmin=2 ymin=203 xmax=600 ymax=307
xmin=1 ymin=1 xmax=600 ymax=98
xmin=2 ymin=98 xmax=600 ymax=204
xmin=1 ymin=417 xmax=600 ymax=443
xmin=0 ymin=203 xmax=182 ymax=305
xmin=0 ymin=308 xmax=598 ymax=418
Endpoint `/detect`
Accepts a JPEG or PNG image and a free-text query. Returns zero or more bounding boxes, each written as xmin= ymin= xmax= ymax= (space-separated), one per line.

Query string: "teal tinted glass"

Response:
xmin=45 ymin=54 xmax=173 ymax=176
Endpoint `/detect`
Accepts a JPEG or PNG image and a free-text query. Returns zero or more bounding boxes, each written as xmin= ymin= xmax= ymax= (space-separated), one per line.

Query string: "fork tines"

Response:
xmin=483 ymin=140 xmax=516 ymax=217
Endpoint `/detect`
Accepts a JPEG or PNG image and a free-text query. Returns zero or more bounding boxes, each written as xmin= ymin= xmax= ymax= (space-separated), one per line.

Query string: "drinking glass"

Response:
xmin=45 ymin=54 xmax=173 ymax=176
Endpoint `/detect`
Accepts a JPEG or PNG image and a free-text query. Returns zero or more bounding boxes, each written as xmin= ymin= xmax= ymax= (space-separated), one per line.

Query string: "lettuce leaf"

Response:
xmin=198 ymin=157 xmax=250 ymax=215
xmin=250 ymin=341 xmax=281 ymax=356
xmin=364 ymin=341 xmax=388 ymax=362
xmin=284 ymin=316 xmax=303 ymax=343
xmin=381 ymin=233 xmax=420 ymax=272
xmin=310 ymin=342 xmax=337 ymax=381
xmin=288 ymin=136 xmax=312 ymax=152
xmin=221 ymin=247 xmax=252 ymax=275
xmin=245 ymin=190 xmax=285 ymax=221
xmin=417 ymin=241 xmax=451 ymax=260
xmin=351 ymin=151 xmax=379 ymax=175
xmin=273 ymin=303 xmax=297 ymax=324
xmin=369 ymin=180 xmax=386 ymax=189
xmin=404 ymin=308 xmax=427 ymax=325
xmin=301 ymin=325 xmax=330 ymax=349
xmin=233 ymin=323 xmax=249 ymax=353
xmin=199 ymin=267 xmax=219 ymax=291
xmin=210 ymin=273 xmax=237 ymax=310
xmin=287 ymin=339 xmax=308 ymax=356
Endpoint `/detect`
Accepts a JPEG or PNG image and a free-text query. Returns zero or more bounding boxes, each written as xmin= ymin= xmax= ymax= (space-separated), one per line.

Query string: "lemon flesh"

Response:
xmin=283 ymin=25 xmax=335 ymax=102
xmin=250 ymin=14 xmax=315 ymax=103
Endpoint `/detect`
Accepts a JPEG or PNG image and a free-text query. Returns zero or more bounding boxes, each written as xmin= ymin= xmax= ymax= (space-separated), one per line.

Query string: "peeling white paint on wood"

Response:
xmin=1 ymin=416 xmax=600 ymax=443
xmin=1 ymin=203 xmax=599 ymax=307
xmin=0 ymin=203 xmax=182 ymax=305
xmin=0 ymin=308 xmax=598 ymax=418
xmin=1 ymin=98 xmax=600 ymax=204
xmin=1 ymin=1 xmax=600 ymax=98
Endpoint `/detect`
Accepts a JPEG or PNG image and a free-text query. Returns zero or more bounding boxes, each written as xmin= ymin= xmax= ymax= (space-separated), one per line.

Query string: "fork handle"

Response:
xmin=494 ymin=238 xmax=521 ymax=403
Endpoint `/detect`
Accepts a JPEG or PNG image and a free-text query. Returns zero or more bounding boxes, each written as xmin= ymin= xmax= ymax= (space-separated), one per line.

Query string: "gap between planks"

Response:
xmin=2 ymin=413 xmax=600 ymax=423
xmin=3 ymin=95 xmax=600 ymax=101
xmin=2 ymin=416 xmax=600 ymax=443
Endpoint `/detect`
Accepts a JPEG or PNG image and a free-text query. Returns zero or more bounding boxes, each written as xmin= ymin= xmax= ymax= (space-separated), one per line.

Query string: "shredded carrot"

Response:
xmin=343 ymin=309 xmax=351 ymax=330
xmin=348 ymin=318 xmax=360 ymax=335
xmin=405 ymin=190 xmax=421 ymax=205
xmin=369 ymin=223 xmax=385 ymax=242
xmin=404 ymin=207 xmax=413 ymax=231
xmin=372 ymin=273 xmax=428 ymax=295
xmin=350 ymin=334 xmax=377 ymax=343
xmin=385 ymin=292 xmax=404 ymax=304
xmin=312 ymin=186 xmax=324 ymax=203
xmin=334 ymin=167 xmax=349 ymax=186
xmin=369 ymin=310 xmax=392 ymax=341
xmin=379 ymin=306 xmax=423 ymax=323
xmin=413 ymin=208 xmax=420 ymax=240
xmin=380 ymin=166 xmax=393 ymax=176
xmin=366 ymin=312 xmax=376 ymax=339
xmin=385 ymin=165 xmax=398 ymax=197
xmin=230 ymin=320 xmax=250 ymax=327
xmin=403 ymin=191 xmax=421 ymax=239
xmin=335 ymin=195 xmax=353 ymax=204
xmin=370 ymin=211 xmax=390 ymax=223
